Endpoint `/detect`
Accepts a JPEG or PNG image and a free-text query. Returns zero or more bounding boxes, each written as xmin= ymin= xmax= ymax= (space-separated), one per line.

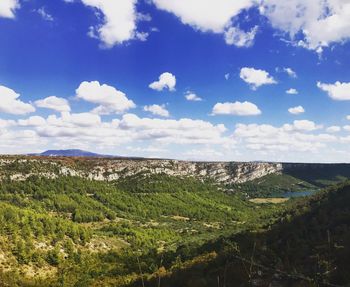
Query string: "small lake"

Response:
xmin=279 ymin=190 xmax=318 ymax=198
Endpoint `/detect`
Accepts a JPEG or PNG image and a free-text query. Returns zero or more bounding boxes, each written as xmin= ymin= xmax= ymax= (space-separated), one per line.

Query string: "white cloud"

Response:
xmin=212 ymin=101 xmax=261 ymax=116
xmin=286 ymin=88 xmax=298 ymax=95
xmin=283 ymin=67 xmax=297 ymax=78
xmin=34 ymin=112 xmax=103 ymax=138
xmin=35 ymin=96 xmax=71 ymax=113
xmin=135 ymin=31 xmax=149 ymax=41
xmin=74 ymin=0 xmax=350 ymax=51
xmin=37 ymin=7 xmax=54 ymax=21
xmin=317 ymin=81 xmax=350 ymax=101
xmin=144 ymin=104 xmax=170 ymax=117
xmin=288 ymin=106 xmax=305 ymax=115
xmin=183 ymin=148 xmax=224 ymax=161
xmin=81 ymin=0 xmax=139 ymax=47
xmin=149 ymin=72 xmax=176 ymax=91
xmin=0 ymin=85 xmax=35 ymax=115
xmin=326 ymin=126 xmax=341 ymax=133
xmin=27 ymin=112 xmax=229 ymax=147
xmin=185 ymin=91 xmax=202 ymax=101
xmin=61 ymin=112 xmax=101 ymax=127
xmin=224 ymin=26 xmax=258 ymax=47
xmin=286 ymin=120 xmax=321 ymax=132
xmin=240 ymin=67 xmax=276 ymax=90
xmin=75 ymin=81 xmax=135 ymax=114
xmin=44 ymin=112 xmax=102 ymax=128
xmin=0 ymin=0 xmax=19 ymax=18
xmin=119 ymin=113 xmax=228 ymax=144
xmin=224 ymin=73 xmax=230 ymax=80
xmin=18 ymin=116 xmax=47 ymax=127
xmin=343 ymin=125 xmax=350 ymax=132
xmin=149 ymin=1 xmax=350 ymax=51
xmin=260 ymin=0 xmax=350 ymax=51
xmin=152 ymin=0 xmax=254 ymax=33
xmin=233 ymin=122 xmax=334 ymax=153
xmin=347 ymin=115 xmax=350 ymax=120
xmin=136 ymin=12 xmax=152 ymax=22
xmin=151 ymin=0 xmax=258 ymax=46
xmin=0 ymin=119 xmax=16 ymax=128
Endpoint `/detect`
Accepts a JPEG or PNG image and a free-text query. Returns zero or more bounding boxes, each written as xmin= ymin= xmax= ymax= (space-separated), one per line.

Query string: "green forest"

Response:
xmin=0 ymin=161 xmax=349 ymax=286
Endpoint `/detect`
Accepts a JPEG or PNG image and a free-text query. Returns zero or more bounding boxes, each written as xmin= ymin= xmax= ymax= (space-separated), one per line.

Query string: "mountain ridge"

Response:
xmin=28 ymin=149 xmax=115 ymax=158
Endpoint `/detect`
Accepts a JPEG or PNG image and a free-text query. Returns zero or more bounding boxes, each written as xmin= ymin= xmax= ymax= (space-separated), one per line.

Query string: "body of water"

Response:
xmin=279 ymin=190 xmax=318 ymax=198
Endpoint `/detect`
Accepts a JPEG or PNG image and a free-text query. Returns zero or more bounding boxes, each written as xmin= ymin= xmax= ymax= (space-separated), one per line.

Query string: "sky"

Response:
xmin=1 ymin=0 xmax=350 ymax=162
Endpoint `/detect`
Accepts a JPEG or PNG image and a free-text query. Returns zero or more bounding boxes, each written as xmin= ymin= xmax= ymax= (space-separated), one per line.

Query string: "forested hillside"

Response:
xmin=0 ymin=157 xmax=349 ymax=286
xmin=0 ymin=174 xmax=286 ymax=286
xmin=137 ymin=182 xmax=350 ymax=287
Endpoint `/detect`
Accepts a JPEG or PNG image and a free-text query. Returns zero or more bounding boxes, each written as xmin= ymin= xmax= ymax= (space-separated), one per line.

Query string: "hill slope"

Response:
xmin=138 ymin=182 xmax=350 ymax=287
xmin=0 ymin=157 xmax=350 ymax=286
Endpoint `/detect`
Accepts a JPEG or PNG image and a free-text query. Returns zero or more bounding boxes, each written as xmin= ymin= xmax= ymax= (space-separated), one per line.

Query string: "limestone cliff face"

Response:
xmin=78 ymin=160 xmax=282 ymax=184
xmin=0 ymin=157 xmax=283 ymax=184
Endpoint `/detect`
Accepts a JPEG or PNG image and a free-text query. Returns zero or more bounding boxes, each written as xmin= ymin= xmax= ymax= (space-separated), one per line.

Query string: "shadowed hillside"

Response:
xmin=133 ymin=182 xmax=350 ymax=287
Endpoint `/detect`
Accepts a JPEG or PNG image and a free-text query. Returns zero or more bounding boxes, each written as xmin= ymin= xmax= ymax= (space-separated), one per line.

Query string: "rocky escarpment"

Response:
xmin=0 ymin=157 xmax=283 ymax=184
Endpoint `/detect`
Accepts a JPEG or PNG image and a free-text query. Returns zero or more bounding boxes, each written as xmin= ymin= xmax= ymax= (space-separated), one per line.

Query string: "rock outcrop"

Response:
xmin=0 ymin=156 xmax=283 ymax=184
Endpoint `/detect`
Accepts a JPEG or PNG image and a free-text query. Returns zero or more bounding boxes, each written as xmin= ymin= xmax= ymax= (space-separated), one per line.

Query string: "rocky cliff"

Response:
xmin=0 ymin=156 xmax=283 ymax=184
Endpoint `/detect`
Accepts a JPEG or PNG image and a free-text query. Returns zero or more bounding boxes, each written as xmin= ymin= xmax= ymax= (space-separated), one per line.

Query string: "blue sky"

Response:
xmin=1 ymin=0 xmax=350 ymax=162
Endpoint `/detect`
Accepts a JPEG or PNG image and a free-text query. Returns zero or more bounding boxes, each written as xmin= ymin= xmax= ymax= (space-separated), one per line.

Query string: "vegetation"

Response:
xmin=0 ymin=158 xmax=350 ymax=286
xmin=0 ymin=173 xmax=287 ymax=286
xmin=136 ymin=181 xmax=350 ymax=287
xmin=230 ymin=173 xmax=317 ymax=197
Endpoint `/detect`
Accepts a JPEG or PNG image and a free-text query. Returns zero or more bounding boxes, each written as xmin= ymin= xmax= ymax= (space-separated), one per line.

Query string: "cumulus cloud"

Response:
xmin=288 ymin=106 xmax=305 ymax=115
xmin=183 ymin=148 xmax=224 ymax=161
xmin=13 ymin=110 xmax=229 ymax=149
xmin=0 ymin=129 xmax=43 ymax=154
xmin=35 ymin=96 xmax=71 ymax=113
xmin=185 ymin=91 xmax=202 ymax=101
xmin=285 ymin=120 xmax=322 ymax=132
xmin=327 ymin=126 xmax=341 ymax=133
xmin=18 ymin=116 xmax=47 ymax=127
xmin=119 ymin=113 xmax=228 ymax=144
xmin=260 ymin=0 xmax=350 ymax=52
xmin=149 ymin=72 xmax=176 ymax=91
xmin=212 ymin=101 xmax=261 ymax=116
xmin=240 ymin=67 xmax=276 ymax=90
xmin=317 ymin=81 xmax=350 ymax=101
xmin=347 ymin=115 xmax=350 ymax=120
xmin=0 ymin=119 xmax=16 ymax=128
xmin=81 ymin=0 xmax=140 ymax=47
xmin=286 ymin=88 xmax=298 ymax=95
xmin=35 ymin=112 xmax=103 ymax=138
xmin=343 ymin=125 xmax=350 ymax=132
xmin=151 ymin=0 xmax=258 ymax=46
xmin=0 ymin=0 xmax=19 ymax=18
xmin=224 ymin=26 xmax=258 ymax=47
xmin=0 ymin=85 xmax=35 ymax=115
xmin=233 ymin=121 xmax=334 ymax=153
xmin=75 ymin=81 xmax=135 ymax=114
xmin=144 ymin=104 xmax=170 ymax=117
xmin=152 ymin=0 xmax=254 ymax=33
xmin=60 ymin=112 xmax=102 ymax=127
xmin=149 ymin=0 xmax=350 ymax=52
xmin=149 ymin=1 xmax=350 ymax=52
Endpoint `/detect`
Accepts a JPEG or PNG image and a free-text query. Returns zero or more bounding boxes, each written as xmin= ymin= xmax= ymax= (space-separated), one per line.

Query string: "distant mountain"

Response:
xmin=32 ymin=149 xmax=113 ymax=158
